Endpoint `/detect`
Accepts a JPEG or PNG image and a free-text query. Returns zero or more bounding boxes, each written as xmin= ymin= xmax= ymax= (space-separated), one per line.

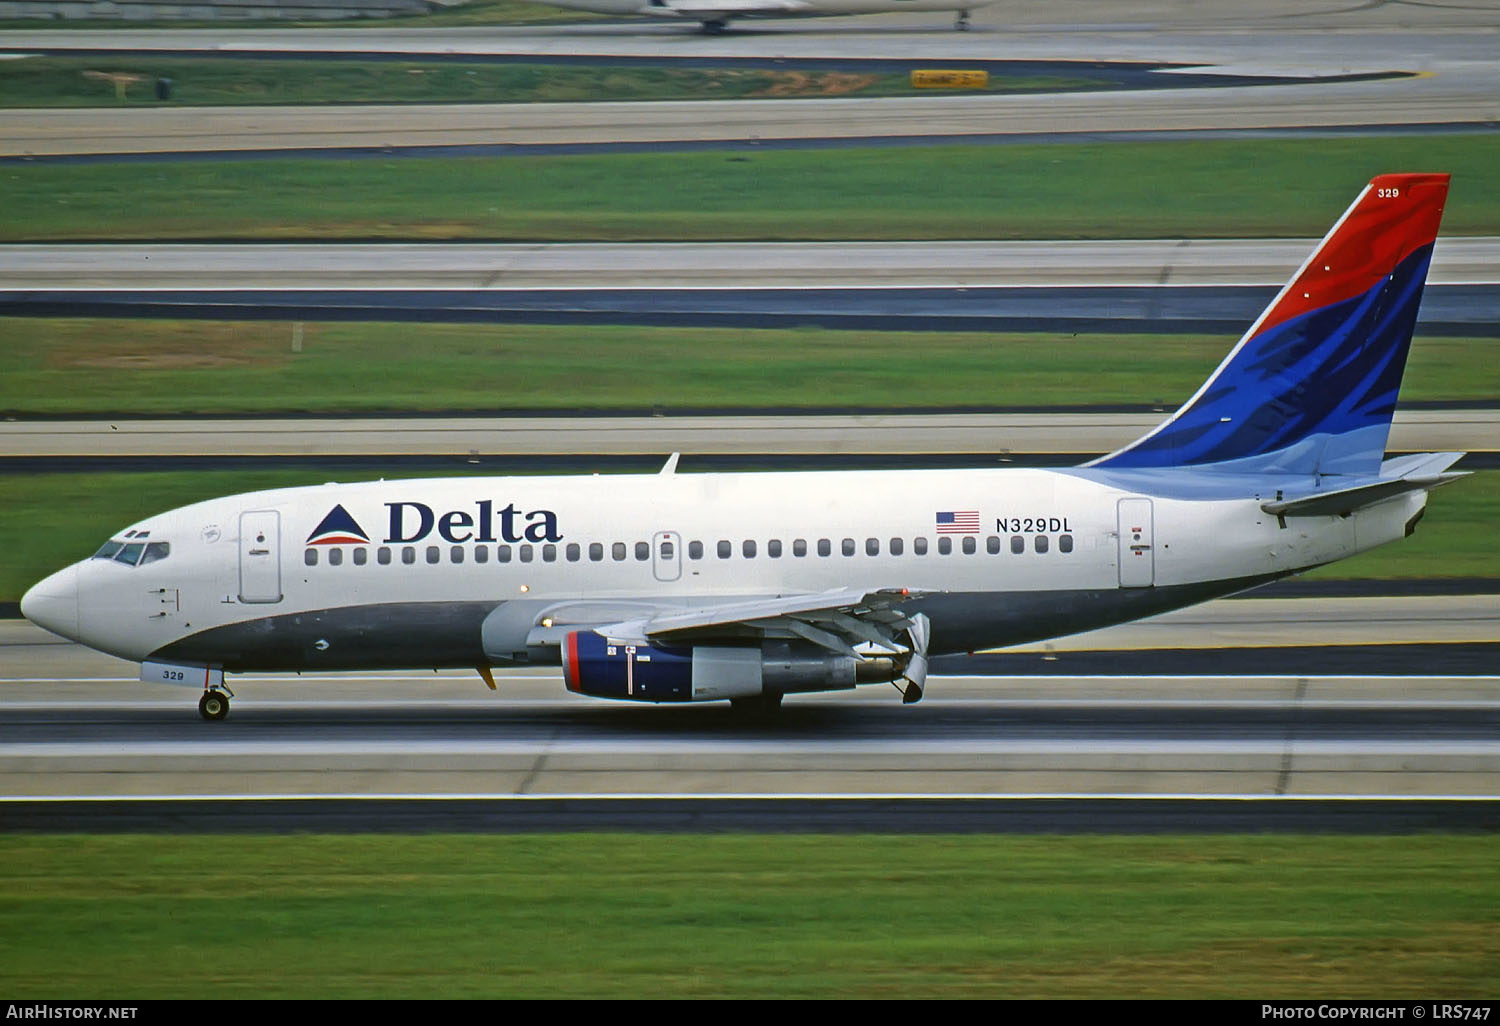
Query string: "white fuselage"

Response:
xmin=36 ymin=465 xmax=1423 ymax=675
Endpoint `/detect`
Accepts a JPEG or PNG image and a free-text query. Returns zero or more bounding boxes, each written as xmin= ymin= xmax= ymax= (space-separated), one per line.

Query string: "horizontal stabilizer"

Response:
xmin=1261 ymin=452 xmax=1467 ymax=517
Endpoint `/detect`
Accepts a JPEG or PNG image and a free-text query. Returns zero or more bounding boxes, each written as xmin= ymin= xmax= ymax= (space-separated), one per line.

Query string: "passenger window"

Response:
xmin=472 ymin=546 xmax=487 ymax=565
xmin=378 ymin=547 xmax=392 ymax=565
xmin=520 ymin=545 xmax=534 ymax=563
xmin=613 ymin=542 xmax=626 ymax=561
xmin=140 ymin=542 xmax=170 ymax=565
xmin=329 ymin=548 xmax=344 ymax=566
xmin=660 ymin=540 xmax=674 ymax=559
xmin=743 ymin=540 xmax=757 ymax=558
xmin=1011 ymin=535 xmax=1024 ymax=554
xmin=962 ymin=537 xmax=976 ymax=555
xmin=890 ymin=537 xmax=903 ymax=556
xmin=635 ymin=541 xmax=649 ymax=561
xmin=542 ymin=544 xmax=557 ymax=562
xmin=793 ymin=539 xmax=807 ymax=557
xmin=590 ymin=542 xmax=605 ymax=562
xmin=768 ymin=540 xmax=782 ymax=558
xmin=938 ymin=537 xmax=952 ymax=555
xmin=987 ymin=536 xmax=1000 ymax=555
xmin=353 ymin=547 xmax=368 ymax=566
xmin=304 ymin=549 xmax=318 ymax=567
xmin=1035 ymin=535 xmax=1050 ymax=554
xmin=914 ymin=537 xmax=928 ymax=556
xmin=688 ymin=540 xmax=703 ymax=560
xmin=818 ymin=539 xmax=831 ymax=557
xmin=426 ymin=546 xmax=440 ymax=565
xmin=451 ymin=546 xmax=464 ymax=564
xmin=1060 ymin=534 xmax=1074 ymax=553
xmin=717 ymin=540 xmax=731 ymax=559
xmin=566 ymin=543 xmax=581 ymax=562
xmin=498 ymin=545 xmax=512 ymax=564
xmin=402 ymin=546 xmax=416 ymax=565
xmin=865 ymin=538 xmax=879 ymax=557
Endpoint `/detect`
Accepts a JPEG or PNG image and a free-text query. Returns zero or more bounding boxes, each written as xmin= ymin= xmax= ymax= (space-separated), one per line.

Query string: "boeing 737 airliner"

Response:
xmin=23 ymin=174 xmax=1465 ymax=720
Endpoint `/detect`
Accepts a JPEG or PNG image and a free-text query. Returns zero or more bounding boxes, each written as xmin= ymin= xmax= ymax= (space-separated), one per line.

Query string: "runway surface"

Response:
xmin=1 ymin=3 xmax=1497 ymax=157
xmin=3 ymin=409 xmax=1492 ymax=459
xmin=12 ymin=284 xmax=1497 ymax=337
xmin=6 ymin=238 xmax=1497 ymax=288
xmin=5 ymin=82 xmax=1492 ymax=159
xmin=3 ymin=596 xmax=1496 ymax=801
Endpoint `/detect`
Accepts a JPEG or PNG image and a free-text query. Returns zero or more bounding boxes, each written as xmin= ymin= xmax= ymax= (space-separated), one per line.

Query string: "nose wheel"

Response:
xmin=198 ymin=687 xmax=232 ymax=721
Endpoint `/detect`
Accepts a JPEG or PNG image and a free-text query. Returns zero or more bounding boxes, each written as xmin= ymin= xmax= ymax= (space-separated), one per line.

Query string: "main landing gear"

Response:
xmin=700 ymin=18 xmax=728 ymax=34
xmin=955 ymin=9 xmax=971 ymax=31
xmin=198 ymin=685 xmax=234 ymax=721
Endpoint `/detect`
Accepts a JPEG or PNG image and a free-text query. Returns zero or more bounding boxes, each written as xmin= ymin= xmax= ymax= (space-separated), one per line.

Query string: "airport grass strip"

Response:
xmin=0 ymin=0 xmax=591 ymax=30
xmin=3 ymin=319 xmax=1496 ymax=415
xmin=0 ymin=833 xmax=1495 ymax=997
xmin=0 ymin=56 xmax=1095 ymax=109
xmin=4 ymin=135 xmax=1500 ymax=241
xmin=0 ymin=468 xmax=1491 ymax=602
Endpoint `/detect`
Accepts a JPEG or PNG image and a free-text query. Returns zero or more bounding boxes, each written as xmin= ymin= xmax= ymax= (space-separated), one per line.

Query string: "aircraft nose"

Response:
xmin=20 ymin=564 xmax=81 ymax=642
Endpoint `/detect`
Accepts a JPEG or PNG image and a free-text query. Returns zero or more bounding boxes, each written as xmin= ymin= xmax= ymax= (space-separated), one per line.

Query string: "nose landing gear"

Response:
xmin=198 ymin=686 xmax=234 ymax=721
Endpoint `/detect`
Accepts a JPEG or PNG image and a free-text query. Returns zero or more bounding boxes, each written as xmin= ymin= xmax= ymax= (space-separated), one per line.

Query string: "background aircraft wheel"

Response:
xmin=198 ymin=690 xmax=230 ymax=721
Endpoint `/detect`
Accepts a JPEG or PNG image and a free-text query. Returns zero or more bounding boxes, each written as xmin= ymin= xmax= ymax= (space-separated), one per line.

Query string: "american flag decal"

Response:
xmin=936 ymin=510 xmax=981 ymax=534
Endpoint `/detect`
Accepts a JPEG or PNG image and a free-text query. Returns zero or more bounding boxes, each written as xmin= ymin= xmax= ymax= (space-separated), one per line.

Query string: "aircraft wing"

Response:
xmin=593 ymin=587 xmax=928 ymax=658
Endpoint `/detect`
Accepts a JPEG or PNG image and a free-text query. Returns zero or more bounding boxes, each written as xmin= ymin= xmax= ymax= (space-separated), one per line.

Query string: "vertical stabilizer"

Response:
xmin=1091 ymin=173 xmax=1450 ymax=475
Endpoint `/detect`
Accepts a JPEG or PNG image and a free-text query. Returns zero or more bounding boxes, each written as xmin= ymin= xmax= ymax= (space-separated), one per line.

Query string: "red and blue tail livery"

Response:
xmin=1093 ymin=173 xmax=1450 ymax=476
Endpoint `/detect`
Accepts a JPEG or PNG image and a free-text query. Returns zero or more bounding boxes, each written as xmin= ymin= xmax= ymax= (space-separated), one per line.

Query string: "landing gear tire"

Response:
xmin=730 ymin=691 xmax=783 ymax=716
xmin=198 ymin=689 xmax=230 ymax=721
xmin=955 ymin=9 xmax=971 ymax=30
xmin=701 ymin=18 xmax=728 ymax=34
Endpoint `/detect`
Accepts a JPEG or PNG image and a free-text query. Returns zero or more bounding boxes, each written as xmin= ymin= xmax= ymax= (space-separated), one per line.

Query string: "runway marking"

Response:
xmin=7 ymin=740 xmax=1499 ymax=756
xmin=1 ymin=792 xmax=1494 ymax=803
xmin=4 ymin=674 xmax=1499 ymax=684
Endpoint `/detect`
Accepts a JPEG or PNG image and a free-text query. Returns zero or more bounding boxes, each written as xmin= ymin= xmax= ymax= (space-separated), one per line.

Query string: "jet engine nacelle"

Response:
xmin=562 ymin=631 xmax=899 ymax=703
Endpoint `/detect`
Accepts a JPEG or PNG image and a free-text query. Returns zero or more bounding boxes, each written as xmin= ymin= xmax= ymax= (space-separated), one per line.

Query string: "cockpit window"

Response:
xmin=93 ymin=537 xmax=171 ymax=566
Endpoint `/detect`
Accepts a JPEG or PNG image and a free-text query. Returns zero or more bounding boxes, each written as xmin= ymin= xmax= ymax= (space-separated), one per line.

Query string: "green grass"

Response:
xmin=0 ymin=834 xmax=1495 ymax=998
xmin=0 ymin=56 xmax=1071 ymax=108
xmin=1 ymin=468 xmax=1490 ymax=601
xmin=2 ymin=319 xmax=1495 ymax=416
xmin=0 ymin=0 xmax=593 ymax=29
xmin=5 ymin=135 xmax=1499 ymax=241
